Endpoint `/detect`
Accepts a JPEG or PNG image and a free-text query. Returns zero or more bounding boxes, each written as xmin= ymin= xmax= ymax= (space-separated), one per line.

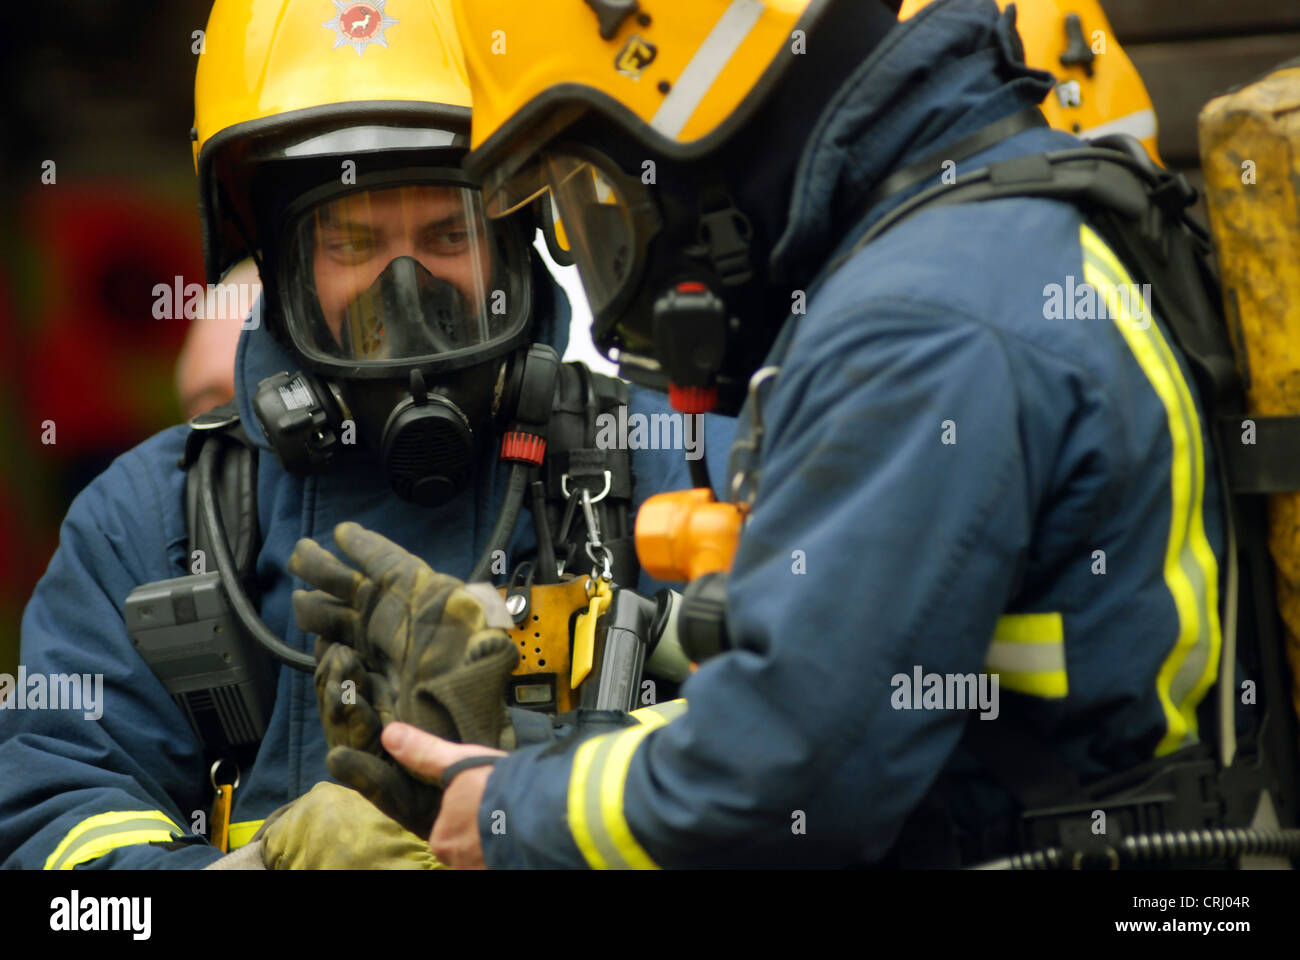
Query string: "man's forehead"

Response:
xmin=320 ymin=185 xmax=470 ymax=223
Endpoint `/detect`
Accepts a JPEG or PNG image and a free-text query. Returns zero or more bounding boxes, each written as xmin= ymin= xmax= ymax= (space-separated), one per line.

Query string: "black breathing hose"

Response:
xmin=688 ymin=446 xmax=712 ymax=493
xmin=977 ymin=827 xmax=1300 ymax=870
xmin=529 ymin=480 xmax=558 ymax=584
xmin=198 ymin=441 xmax=317 ymax=674
xmin=469 ymin=462 xmax=529 ymax=583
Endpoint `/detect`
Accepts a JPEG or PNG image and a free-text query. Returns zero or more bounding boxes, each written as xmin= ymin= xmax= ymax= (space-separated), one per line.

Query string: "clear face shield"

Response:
xmin=485 ymin=150 xmax=648 ymax=322
xmin=282 ymin=180 xmax=527 ymax=369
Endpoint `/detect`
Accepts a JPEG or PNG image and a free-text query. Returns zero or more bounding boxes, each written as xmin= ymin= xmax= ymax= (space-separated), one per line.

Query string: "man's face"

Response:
xmin=310 ymin=184 xmax=493 ymax=349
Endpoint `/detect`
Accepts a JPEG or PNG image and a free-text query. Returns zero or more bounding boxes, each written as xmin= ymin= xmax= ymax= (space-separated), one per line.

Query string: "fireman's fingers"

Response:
xmin=315 ymin=642 xmax=384 ymax=754
xmin=288 ymin=536 xmax=367 ymax=603
xmin=332 ymin=521 xmax=430 ymax=594
xmin=294 ymin=589 xmax=362 ymax=647
xmin=325 ymin=745 xmax=443 ymax=840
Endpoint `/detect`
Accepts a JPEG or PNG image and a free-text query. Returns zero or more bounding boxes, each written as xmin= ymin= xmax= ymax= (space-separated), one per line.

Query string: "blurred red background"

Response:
xmin=0 ymin=1 xmax=214 ymax=671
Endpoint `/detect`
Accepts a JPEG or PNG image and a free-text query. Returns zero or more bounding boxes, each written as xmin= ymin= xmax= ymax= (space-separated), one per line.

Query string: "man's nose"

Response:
xmin=388 ymin=235 xmax=420 ymax=262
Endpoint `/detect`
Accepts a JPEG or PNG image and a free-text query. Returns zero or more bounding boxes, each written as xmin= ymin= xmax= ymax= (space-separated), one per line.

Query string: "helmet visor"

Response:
xmin=539 ymin=153 xmax=637 ymax=316
xmin=283 ymin=183 xmax=522 ymax=365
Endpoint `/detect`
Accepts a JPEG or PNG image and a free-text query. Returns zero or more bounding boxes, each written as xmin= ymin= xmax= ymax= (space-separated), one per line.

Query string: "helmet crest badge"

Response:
xmin=324 ymin=0 xmax=398 ymax=56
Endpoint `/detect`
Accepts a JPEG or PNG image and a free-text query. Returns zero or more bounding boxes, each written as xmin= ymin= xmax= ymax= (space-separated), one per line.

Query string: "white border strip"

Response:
xmin=1081 ymin=108 xmax=1157 ymax=143
xmin=649 ymin=0 xmax=766 ymax=140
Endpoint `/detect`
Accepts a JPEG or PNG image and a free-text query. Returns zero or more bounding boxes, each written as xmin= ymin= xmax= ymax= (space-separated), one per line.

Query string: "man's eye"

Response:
xmin=426 ymin=225 xmax=471 ymax=252
xmin=327 ymin=236 xmax=372 ymax=258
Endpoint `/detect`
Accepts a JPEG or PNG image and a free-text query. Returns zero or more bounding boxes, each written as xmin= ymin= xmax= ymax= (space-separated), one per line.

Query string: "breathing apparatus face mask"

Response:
xmin=485 ymin=143 xmax=764 ymax=416
xmin=283 ymin=182 xmax=517 ymax=366
xmin=253 ymin=174 xmax=536 ymax=506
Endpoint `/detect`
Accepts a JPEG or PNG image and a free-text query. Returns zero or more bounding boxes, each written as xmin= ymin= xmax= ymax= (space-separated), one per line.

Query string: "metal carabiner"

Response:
xmin=585 ymin=541 xmax=615 ymax=585
xmin=729 ymin=365 xmax=781 ymax=506
xmin=579 ymin=487 xmax=602 ymax=550
xmin=578 ymin=487 xmax=615 ymax=584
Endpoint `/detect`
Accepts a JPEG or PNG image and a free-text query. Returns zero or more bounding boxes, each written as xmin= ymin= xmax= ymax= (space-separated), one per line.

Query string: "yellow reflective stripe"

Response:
xmin=568 ymin=703 xmax=688 ymax=869
xmin=568 ymin=734 xmax=609 ymax=869
xmin=568 ymin=729 xmax=657 ymax=869
xmin=992 ymin=612 xmax=1062 ymax=645
xmin=629 ymin=698 xmax=688 ymax=727
xmin=45 ymin=810 xmax=182 ymax=870
xmin=1081 ymin=226 xmax=1221 ymax=755
xmin=227 ymin=820 xmax=264 ymax=850
xmin=598 ymin=726 xmax=660 ymax=869
xmin=986 ymin=613 xmax=1068 ymax=698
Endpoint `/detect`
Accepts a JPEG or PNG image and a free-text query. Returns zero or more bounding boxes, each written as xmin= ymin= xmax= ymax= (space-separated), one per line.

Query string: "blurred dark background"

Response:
xmin=1101 ymin=1 xmax=1300 ymax=202
xmin=0 ymin=0 xmax=1297 ymax=675
xmin=1 ymin=1 xmax=216 ymax=672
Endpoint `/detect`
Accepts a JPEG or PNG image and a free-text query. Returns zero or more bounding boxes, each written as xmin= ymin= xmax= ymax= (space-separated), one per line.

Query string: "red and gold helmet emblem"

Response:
xmin=324 ymin=0 xmax=398 ymax=56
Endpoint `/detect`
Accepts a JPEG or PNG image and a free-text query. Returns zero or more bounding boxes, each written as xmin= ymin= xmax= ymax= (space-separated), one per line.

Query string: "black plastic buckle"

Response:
xmin=695 ymin=204 xmax=754 ymax=286
xmin=1151 ymin=171 xmax=1198 ymax=215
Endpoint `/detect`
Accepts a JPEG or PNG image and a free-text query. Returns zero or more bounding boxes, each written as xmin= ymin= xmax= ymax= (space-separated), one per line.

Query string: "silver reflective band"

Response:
xmin=984 ymin=641 xmax=1065 ymax=675
xmin=1081 ymin=109 xmax=1157 ymax=143
xmin=649 ymin=0 xmax=765 ymax=140
xmin=282 ymin=126 xmax=459 ymax=158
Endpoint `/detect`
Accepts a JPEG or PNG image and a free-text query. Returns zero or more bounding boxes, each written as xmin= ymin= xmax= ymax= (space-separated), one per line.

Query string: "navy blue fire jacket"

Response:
xmin=0 ymin=268 xmax=734 ymax=869
xmin=475 ymin=0 xmax=1228 ymax=868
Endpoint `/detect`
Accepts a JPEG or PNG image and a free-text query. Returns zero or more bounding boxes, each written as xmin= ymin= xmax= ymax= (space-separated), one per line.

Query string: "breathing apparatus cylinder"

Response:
xmin=1200 ymin=62 xmax=1300 ymax=730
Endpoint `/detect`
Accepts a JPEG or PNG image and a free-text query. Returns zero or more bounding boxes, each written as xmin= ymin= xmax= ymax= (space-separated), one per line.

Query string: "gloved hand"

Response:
xmin=257 ymin=781 xmax=446 ymax=870
xmin=290 ymin=522 xmax=519 ymax=836
xmin=313 ymin=635 xmax=445 ymax=838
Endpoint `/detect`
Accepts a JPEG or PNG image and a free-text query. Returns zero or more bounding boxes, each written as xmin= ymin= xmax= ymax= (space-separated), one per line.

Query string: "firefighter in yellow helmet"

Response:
xmin=288 ymin=0 xmax=1300 ymax=871
xmin=900 ymin=0 xmax=1161 ymax=162
xmin=0 ymin=0 xmax=726 ymax=870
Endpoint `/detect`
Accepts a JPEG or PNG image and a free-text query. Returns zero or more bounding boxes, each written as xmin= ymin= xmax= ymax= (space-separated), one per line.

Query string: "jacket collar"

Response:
xmin=770 ymin=0 xmax=1055 ymax=282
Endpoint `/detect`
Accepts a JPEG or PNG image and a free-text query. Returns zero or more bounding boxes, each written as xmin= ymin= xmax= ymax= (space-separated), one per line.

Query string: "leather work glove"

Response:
xmin=312 ymin=635 xmax=446 ymax=838
xmin=257 ymin=781 xmax=446 ymax=870
xmin=290 ymin=522 xmax=518 ymax=835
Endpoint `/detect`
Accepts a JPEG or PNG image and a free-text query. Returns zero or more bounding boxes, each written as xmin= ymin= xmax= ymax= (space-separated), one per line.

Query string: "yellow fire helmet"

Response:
xmin=899 ymin=0 xmax=1161 ymax=163
xmin=451 ymin=0 xmax=914 ymax=412
xmin=193 ymin=0 xmax=474 ymax=285
xmin=452 ymin=0 xmax=847 ymax=218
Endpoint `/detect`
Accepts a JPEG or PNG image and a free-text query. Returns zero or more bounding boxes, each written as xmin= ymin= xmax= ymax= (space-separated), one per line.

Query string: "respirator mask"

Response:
xmin=253 ymin=171 xmax=536 ymax=506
